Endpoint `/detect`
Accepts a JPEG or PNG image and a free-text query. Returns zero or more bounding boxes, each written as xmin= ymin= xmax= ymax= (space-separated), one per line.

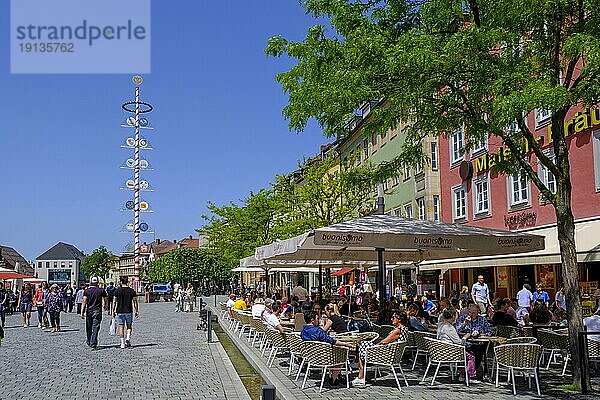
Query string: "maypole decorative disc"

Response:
xmin=139 ymin=180 xmax=149 ymax=190
xmin=139 ymin=222 xmax=149 ymax=232
xmin=125 ymin=180 xmax=135 ymax=189
xmin=140 ymin=201 xmax=149 ymax=211
xmin=133 ymin=75 xmax=143 ymax=86
xmin=125 ymin=200 xmax=135 ymax=210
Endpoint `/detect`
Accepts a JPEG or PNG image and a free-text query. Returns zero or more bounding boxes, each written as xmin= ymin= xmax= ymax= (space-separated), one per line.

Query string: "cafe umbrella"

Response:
xmin=255 ymin=215 xmax=545 ymax=306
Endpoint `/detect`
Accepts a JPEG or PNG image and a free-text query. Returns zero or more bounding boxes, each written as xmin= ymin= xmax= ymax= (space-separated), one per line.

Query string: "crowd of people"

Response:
xmin=0 ymin=276 xmax=139 ymax=350
xmin=225 ymin=275 xmax=600 ymax=388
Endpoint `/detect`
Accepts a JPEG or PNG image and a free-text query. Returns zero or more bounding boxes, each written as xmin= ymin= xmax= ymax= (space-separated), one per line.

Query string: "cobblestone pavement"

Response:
xmin=0 ymin=300 xmax=250 ymax=400
xmin=216 ymin=309 xmax=600 ymax=400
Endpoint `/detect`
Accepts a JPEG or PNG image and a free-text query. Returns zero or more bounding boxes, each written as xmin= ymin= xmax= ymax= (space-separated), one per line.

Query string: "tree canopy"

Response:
xmin=146 ymin=248 xmax=229 ymax=284
xmin=266 ymin=0 xmax=600 ymax=388
xmin=81 ymin=246 xmax=114 ymax=280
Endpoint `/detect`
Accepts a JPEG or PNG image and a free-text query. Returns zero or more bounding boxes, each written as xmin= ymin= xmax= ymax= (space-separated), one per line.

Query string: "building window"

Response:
xmin=452 ymin=185 xmax=467 ymax=221
xmin=404 ymin=203 xmax=413 ymax=219
xmin=509 ymin=173 xmax=530 ymax=206
xmin=430 ymin=142 xmax=438 ymax=170
xmin=404 ymin=164 xmax=411 ymax=180
xmin=471 ymin=136 xmax=488 ymax=156
xmin=415 ymin=162 xmax=424 ymax=176
xmin=363 ymin=138 xmax=370 ymax=159
xmin=474 ymin=173 xmax=490 ymax=216
xmin=391 ymin=174 xmax=400 ymax=187
xmin=37 ymin=262 xmax=42 ymax=269
xmin=417 ymin=197 xmax=426 ymax=220
xmin=535 ymin=108 xmax=552 ymax=128
xmin=433 ymin=195 xmax=440 ymax=222
xmin=393 ymin=208 xmax=402 ymax=217
xmin=53 ymin=262 xmax=57 ymax=267
xmin=594 ymin=130 xmax=600 ymax=191
xmin=539 ymin=151 xmax=557 ymax=200
xmin=450 ymin=129 xmax=464 ymax=165
xmin=45 ymin=262 xmax=49 ymax=268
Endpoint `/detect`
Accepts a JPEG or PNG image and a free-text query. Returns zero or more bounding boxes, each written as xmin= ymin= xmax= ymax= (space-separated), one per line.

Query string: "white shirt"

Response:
xmin=584 ymin=315 xmax=600 ymax=341
xmin=262 ymin=311 xmax=280 ymax=329
xmin=252 ymin=304 xmax=265 ymax=319
xmin=75 ymin=289 xmax=84 ymax=303
xmin=226 ymin=299 xmax=235 ymax=309
xmin=516 ymin=287 xmax=533 ymax=308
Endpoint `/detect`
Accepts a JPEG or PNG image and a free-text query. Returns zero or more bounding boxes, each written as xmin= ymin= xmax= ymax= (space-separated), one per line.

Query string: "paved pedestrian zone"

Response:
xmin=0 ymin=301 xmax=250 ymax=400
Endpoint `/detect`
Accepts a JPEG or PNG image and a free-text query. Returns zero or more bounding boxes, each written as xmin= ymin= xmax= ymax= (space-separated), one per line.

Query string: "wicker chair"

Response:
xmin=421 ymin=338 xmax=470 ymax=386
xmin=363 ymin=341 xmax=409 ymax=389
xmin=301 ymin=341 xmax=350 ymax=393
xmin=373 ymin=324 xmax=396 ymax=339
xmin=537 ymin=329 xmax=570 ymax=374
xmin=230 ymin=311 xmax=242 ymax=331
xmin=494 ymin=343 xmax=543 ymax=396
xmin=285 ymin=332 xmax=304 ymax=377
xmin=588 ymin=338 xmax=600 ymax=364
xmin=264 ymin=328 xmax=289 ymax=367
xmin=238 ymin=313 xmax=252 ymax=339
xmin=411 ymin=331 xmax=436 ymax=370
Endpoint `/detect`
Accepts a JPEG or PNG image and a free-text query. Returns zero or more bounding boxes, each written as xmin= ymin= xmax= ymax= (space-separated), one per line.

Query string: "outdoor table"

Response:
xmin=466 ymin=336 xmax=507 ymax=380
xmin=280 ymin=318 xmax=295 ymax=329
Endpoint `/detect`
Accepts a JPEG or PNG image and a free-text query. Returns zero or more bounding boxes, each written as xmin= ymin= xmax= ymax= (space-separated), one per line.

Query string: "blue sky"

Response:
xmin=0 ymin=1 xmax=328 ymax=261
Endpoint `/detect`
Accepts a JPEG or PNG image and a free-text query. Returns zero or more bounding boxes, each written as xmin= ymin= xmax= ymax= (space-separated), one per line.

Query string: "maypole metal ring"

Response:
xmin=121 ymin=101 xmax=153 ymax=113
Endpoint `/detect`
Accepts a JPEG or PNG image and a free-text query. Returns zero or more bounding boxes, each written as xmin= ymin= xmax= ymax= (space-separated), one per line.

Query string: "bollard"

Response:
xmin=214 ymin=292 xmax=217 ymax=307
xmin=260 ymin=385 xmax=275 ymax=400
xmin=207 ymin=310 xmax=212 ymax=343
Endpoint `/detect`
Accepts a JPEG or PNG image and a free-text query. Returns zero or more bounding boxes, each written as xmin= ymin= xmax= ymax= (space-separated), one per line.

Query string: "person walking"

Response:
xmin=0 ymin=282 xmax=8 ymax=328
xmin=112 ymin=276 xmax=139 ymax=349
xmin=46 ymin=284 xmax=63 ymax=333
xmin=66 ymin=285 xmax=74 ymax=313
xmin=33 ymin=282 xmax=48 ymax=329
xmin=17 ymin=283 xmax=34 ymax=327
xmin=75 ymin=285 xmax=85 ymax=315
xmin=471 ymin=275 xmax=491 ymax=316
xmin=80 ymin=277 xmax=107 ymax=350
xmin=105 ymin=282 xmax=116 ymax=315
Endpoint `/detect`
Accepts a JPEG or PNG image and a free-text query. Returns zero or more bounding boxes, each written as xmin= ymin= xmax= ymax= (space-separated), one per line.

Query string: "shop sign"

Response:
xmin=503 ymin=211 xmax=537 ymax=230
xmin=473 ymin=108 xmax=600 ymax=175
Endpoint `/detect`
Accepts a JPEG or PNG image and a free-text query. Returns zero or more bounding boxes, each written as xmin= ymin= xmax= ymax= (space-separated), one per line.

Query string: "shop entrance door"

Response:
xmin=517 ymin=265 xmax=535 ymax=289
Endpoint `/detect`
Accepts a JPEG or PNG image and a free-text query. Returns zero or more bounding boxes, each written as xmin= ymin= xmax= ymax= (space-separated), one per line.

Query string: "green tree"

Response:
xmin=81 ymin=246 xmax=114 ymax=281
xmin=147 ymin=248 xmax=230 ymax=284
xmin=267 ymin=0 xmax=600 ymax=387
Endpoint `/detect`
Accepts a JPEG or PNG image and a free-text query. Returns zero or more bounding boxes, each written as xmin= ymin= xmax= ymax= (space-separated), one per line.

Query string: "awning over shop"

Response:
xmin=0 ymin=267 xmax=31 ymax=280
xmin=419 ymin=218 xmax=600 ymax=271
xmin=331 ymin=267 xmax=355 ymax=277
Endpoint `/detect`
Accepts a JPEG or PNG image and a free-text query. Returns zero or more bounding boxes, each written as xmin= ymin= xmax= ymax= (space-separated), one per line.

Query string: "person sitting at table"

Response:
xmin=376 ymin=300 xmax=394 ymax=325
xmin=437 ymin=308 xmax=477 ymax=382
xmin=437 ymin=299 xmax=451 ymax=323
xmin=407 ymin=303 xmax=429 ymax=331
xmin=294 ymin=301 xmax=312 ymax=332
xmin=456 ymin=304 xmax=492 ymax=377
xmin=529 ymin=301 xmax=552 ymax=324
xmin=505 ymin=298 xmax=517 ymax=319
xmin=261 ymin=299 xmax=284 ymax=333
xmin=251 ymin=297 xmax=265 ymax=319
xmin=491 ymin=298 xmax=518 ymax=327
xmin=233 ymin=294 xmax=248 ymax=311
xmin=352 ymin=311 xmax=409 ymax=388
xmin=301 ymin=310 xmax=355 ymax=386
xmin=532 ymin=284 xmax=550 ymax=307
xmin=422 ymin=295 xmax=437 ymax=315
xmin=322 ymin=304 xmax=348 ymax=334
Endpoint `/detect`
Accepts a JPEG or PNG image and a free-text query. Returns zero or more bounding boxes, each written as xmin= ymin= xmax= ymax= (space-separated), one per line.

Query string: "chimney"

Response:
xmin=156 ymin=239 xmax=161 ymax=244
xmin=189 ymin=235 xmax=192 ymax=239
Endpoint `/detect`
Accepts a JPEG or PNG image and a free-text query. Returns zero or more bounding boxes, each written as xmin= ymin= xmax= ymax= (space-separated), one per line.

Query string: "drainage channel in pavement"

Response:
xmin=213 ymin=322 xmax=266 ymax=400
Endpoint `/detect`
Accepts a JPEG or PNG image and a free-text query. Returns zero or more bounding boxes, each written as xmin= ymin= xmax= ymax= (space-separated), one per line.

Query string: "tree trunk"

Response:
xmin=554 ymin=109 xmax=589 ymax=388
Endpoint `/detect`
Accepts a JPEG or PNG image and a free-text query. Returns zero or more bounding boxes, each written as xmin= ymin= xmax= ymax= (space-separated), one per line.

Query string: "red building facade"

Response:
xmin=434 ymin=105 xmax=600 ymax=301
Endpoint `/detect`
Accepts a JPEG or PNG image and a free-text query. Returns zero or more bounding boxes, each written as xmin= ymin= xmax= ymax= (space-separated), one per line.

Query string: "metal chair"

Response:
xmin=301 ymin=341 xmax=350 ymax=393
xmin=284 ymin=332 xmax=304 ymax=377
xmin=264 ymin=328 xmax=289 ymax=367
xmin=421 ymin=337 xmax=470 ymax=386
xmin=494 ymin=343 xmax=543 ymax=396
xmin=588 ymin=338 xmax=600 ymax=365
xmin=363 ymin=341 xmax=409 ymax=389
xmin=537 ymin=329 xmax=570 ymax=374
xmin=411 ymin=331 xmax=435 ymax=370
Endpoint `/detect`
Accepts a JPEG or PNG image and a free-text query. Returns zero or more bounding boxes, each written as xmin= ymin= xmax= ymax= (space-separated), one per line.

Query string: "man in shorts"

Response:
xmin=112 ymin=276 xmax=139 ymax=349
